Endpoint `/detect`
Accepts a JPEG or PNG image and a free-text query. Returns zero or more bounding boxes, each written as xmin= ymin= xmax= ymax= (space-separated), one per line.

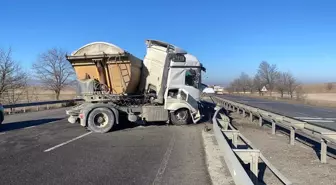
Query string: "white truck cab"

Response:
xmin=142 ymin=40 xmax=205 ymax=124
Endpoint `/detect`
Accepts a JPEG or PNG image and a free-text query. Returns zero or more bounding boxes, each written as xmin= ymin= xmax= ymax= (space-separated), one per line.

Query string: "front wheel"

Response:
xmin=87 ymin=108 xmax=115 ymax=133
xmin=170 ymin=109 xmax=191 ymax=125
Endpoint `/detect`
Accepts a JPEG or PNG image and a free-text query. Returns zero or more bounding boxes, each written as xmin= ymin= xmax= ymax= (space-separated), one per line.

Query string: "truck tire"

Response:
xmin=87 ymin=108 xmax=115 ymax=133
xmin=170 ymin=108 xmax=191 ymax=125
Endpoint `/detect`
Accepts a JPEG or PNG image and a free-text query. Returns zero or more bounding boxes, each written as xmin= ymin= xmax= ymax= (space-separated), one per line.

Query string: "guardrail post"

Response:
xmin=320 ymin=138 xmax=327 ymax=163
xmin=47 ymin=104 xmax=49 ymax=110
xmin=272 ymin=121 xmax=276 ymax=134
xmin=243 ymin=109 xmax=246 ymax=117
xmin=237 ymin=107 xmax=240 ymax=114
xmin=233 ymin=132 xmax=238 ymax=148
xmin=234 ymin=150 xmax=260 ymax=184
xmin=259 ymin=116 xmax=263 ymax=127
xmin=23 ymin=107 xmax=26 ymax=113
xmin=290 ymin=127 xmax=295 ymax=145
xmin=36 ymin=106 xmax=39 ymax=111
xmin=251 ymin=152 xmax=259 ymax=184
xmin=250 ymin=112 xmax=253 ymax=122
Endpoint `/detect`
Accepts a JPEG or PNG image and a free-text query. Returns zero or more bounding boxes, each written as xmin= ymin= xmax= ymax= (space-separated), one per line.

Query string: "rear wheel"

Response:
xmin=87 ymin=108 xmax=115 ymax=133
xmin=170 ymin=108 xmax=191 ymax=125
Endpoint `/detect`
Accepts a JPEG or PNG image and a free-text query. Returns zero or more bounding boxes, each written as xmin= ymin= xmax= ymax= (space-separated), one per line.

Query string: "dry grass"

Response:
xmin=2 ymin=86 xmax=77 ymax=104
xmin=224 ymin=82 xmax=336 ymax=108
xmin=301 ymin=82 xmax=336 ymax=93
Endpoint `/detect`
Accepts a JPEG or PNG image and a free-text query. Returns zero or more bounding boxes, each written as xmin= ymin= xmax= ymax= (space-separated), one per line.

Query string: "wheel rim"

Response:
xmin=93 ymin=113 xmax=108 ymax=128
xmin=176 ymin=110 xmax=188 ymax=121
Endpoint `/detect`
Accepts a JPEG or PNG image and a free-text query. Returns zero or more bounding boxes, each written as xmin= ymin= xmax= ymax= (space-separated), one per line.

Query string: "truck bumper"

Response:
xmin=191 ymin=110 xmax=201 ymax=123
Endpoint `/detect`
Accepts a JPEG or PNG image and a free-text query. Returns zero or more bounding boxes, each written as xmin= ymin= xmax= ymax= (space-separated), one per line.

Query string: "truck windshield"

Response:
xmin=185 ymin=69 xmax=200 ymax=89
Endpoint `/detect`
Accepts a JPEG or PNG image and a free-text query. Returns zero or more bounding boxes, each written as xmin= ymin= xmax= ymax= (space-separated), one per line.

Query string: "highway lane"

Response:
xmin=217 ymin=94 xmax=336 ymax=130
xmin=1 ymin=107 xmax=70 ymax=132
xmin=3 ymin=107 xmax=69 ymax=124
xmin=0 ymin=108 xmax=211 ymax=184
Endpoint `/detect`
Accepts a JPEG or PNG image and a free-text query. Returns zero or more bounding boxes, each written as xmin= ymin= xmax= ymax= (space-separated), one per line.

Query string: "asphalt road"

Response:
xmin=0 ymin=108 xmax=211 ymax=185
xmin=217 ymin=94 xmax=336 ymax=130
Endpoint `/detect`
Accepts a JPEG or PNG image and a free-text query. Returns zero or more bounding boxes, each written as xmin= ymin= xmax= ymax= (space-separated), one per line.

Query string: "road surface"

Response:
xmin=0 ymin=108 xmax=211 ymax=185
xmin=217 ymin=94 xmax=336 ymax=131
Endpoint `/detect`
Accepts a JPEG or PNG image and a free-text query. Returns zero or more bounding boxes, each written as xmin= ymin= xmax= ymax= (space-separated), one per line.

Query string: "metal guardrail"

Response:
xmin=212 ymin=105 xmax=292 ymax=185
xmin=211 ymin=95 xmax=336 ymax=164
xmin=3 ymin=99 xmax=83 ymax=113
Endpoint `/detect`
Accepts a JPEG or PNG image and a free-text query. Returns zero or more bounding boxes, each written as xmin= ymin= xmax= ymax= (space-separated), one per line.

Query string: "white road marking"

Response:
xmin=240 ymin=101 xmax=274 ymax=104
xmin=44 ymin=131 xmax=92 ymax=152
xmin=152 ymin=133 xmax=176 ymax=185
xmin=302 ymin=120 xmax=334 ymax=123
xmin=295 ymin=117 xmax=336 ymax=120
xmin=294 ymin=117 xmax=336 ymax=123
xmin=23 ymin=126 xmax=37 ymax=129
xmin=292 ymin=112 xmax=310 ymax=116
xmin=294 ymin=117 xmax=323 ymax=120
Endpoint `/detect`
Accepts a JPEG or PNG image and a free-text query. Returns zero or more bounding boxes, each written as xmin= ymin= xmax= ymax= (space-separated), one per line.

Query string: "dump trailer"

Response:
xmin=66 ymin=40 xmax=206 ymax=133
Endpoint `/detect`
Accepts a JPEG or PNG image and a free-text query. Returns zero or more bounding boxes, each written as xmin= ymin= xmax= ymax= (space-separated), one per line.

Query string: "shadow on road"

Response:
xmin=0 ymin=118 xmax=63 ymax=132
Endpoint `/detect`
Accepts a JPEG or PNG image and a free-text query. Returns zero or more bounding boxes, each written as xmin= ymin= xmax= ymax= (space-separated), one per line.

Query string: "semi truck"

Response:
xmin=66 ymin=40 xmax=206 ymax=133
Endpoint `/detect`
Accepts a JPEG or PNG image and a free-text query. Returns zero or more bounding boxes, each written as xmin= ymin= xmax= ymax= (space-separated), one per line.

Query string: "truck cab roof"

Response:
xmin=146 ymin=40 xmax=187 ymax=54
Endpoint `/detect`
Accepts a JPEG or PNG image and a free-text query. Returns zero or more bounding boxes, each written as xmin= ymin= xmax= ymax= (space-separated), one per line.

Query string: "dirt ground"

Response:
xmin=202 ymin=127 xmax=234 ymax=185
xmin=230 ymin=112 xmax=336 ymax=185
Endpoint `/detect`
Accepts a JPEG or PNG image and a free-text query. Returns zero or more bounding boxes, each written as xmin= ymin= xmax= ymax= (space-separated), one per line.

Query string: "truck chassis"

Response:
xmin=67 ymin=93 xmax=194 ymax=133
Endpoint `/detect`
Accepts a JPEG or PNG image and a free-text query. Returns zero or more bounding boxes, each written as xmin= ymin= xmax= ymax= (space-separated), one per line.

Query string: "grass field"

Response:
xmin=2 ymin=86 xmax=78 ymax=114
xmin=301 ymin=82 xmax=336 ymax=93
xmin=1 ymin=86 xmax=77 ymax=104
xmin=225 ymin=82 xmax=336 ymax=108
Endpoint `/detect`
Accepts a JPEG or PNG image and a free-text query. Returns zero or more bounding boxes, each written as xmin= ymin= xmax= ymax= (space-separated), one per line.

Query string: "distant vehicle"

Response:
xmin=0 ymin=103 xmax=4 ymax=124
xmin=202 ymin=87 xmax=215 ymax=94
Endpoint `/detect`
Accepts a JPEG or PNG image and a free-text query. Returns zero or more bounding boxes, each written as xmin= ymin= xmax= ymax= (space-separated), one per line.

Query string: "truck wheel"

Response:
xmin=170 ymin=109 xmax=191 ymax=125
xmin=87 ymin=108 xmax=114 ymax=133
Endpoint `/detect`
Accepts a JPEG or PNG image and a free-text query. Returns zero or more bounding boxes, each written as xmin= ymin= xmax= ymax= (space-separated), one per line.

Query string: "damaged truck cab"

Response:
xmin=66 ymin=40 xmax=206 ymax=133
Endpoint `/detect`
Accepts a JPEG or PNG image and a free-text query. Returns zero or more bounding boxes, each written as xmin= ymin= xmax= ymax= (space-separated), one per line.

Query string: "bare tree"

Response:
xmin=276 ymin=72 xmax=289 ymax=98
xmin=0 ymin=48 xmax=27 ymax=103
xmin=4 ymin=83 xmax=27 ymax=104
xmin=32 ymin=48 xmax=75 ymax=100
xmin=25 ymin=86 xmax=40 ymax=103
xmin=257 ymin=61 xmax=279 ymax=96
xmin=247 ymin=78 xmax=254 ymax=93
xmin=238 ymin=72 xmax=251 ymax=93
xmin=295 ymin=85 xmax=306 ymax=101
xmin=253 ymin=74 xmax=264 ymax=95
xmin=326 ymin=83 xmax=333 ymax=91
xmin=228 ymin=79 xmax=240 ymax=93
xmin=287 ymin=73 xmax=298 ymax=99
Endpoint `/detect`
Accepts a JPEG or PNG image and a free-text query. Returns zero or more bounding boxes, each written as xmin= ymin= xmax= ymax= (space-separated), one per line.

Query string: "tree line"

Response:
xmin=227 ymin=61 xmax=300 ymax=99
xmin=0 ymin=47 xmax=75 ymax=104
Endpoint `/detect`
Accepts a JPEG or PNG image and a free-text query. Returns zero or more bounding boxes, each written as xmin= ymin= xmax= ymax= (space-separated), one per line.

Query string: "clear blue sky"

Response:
xmin=1 ymin=0 xmax=336 ymax=85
